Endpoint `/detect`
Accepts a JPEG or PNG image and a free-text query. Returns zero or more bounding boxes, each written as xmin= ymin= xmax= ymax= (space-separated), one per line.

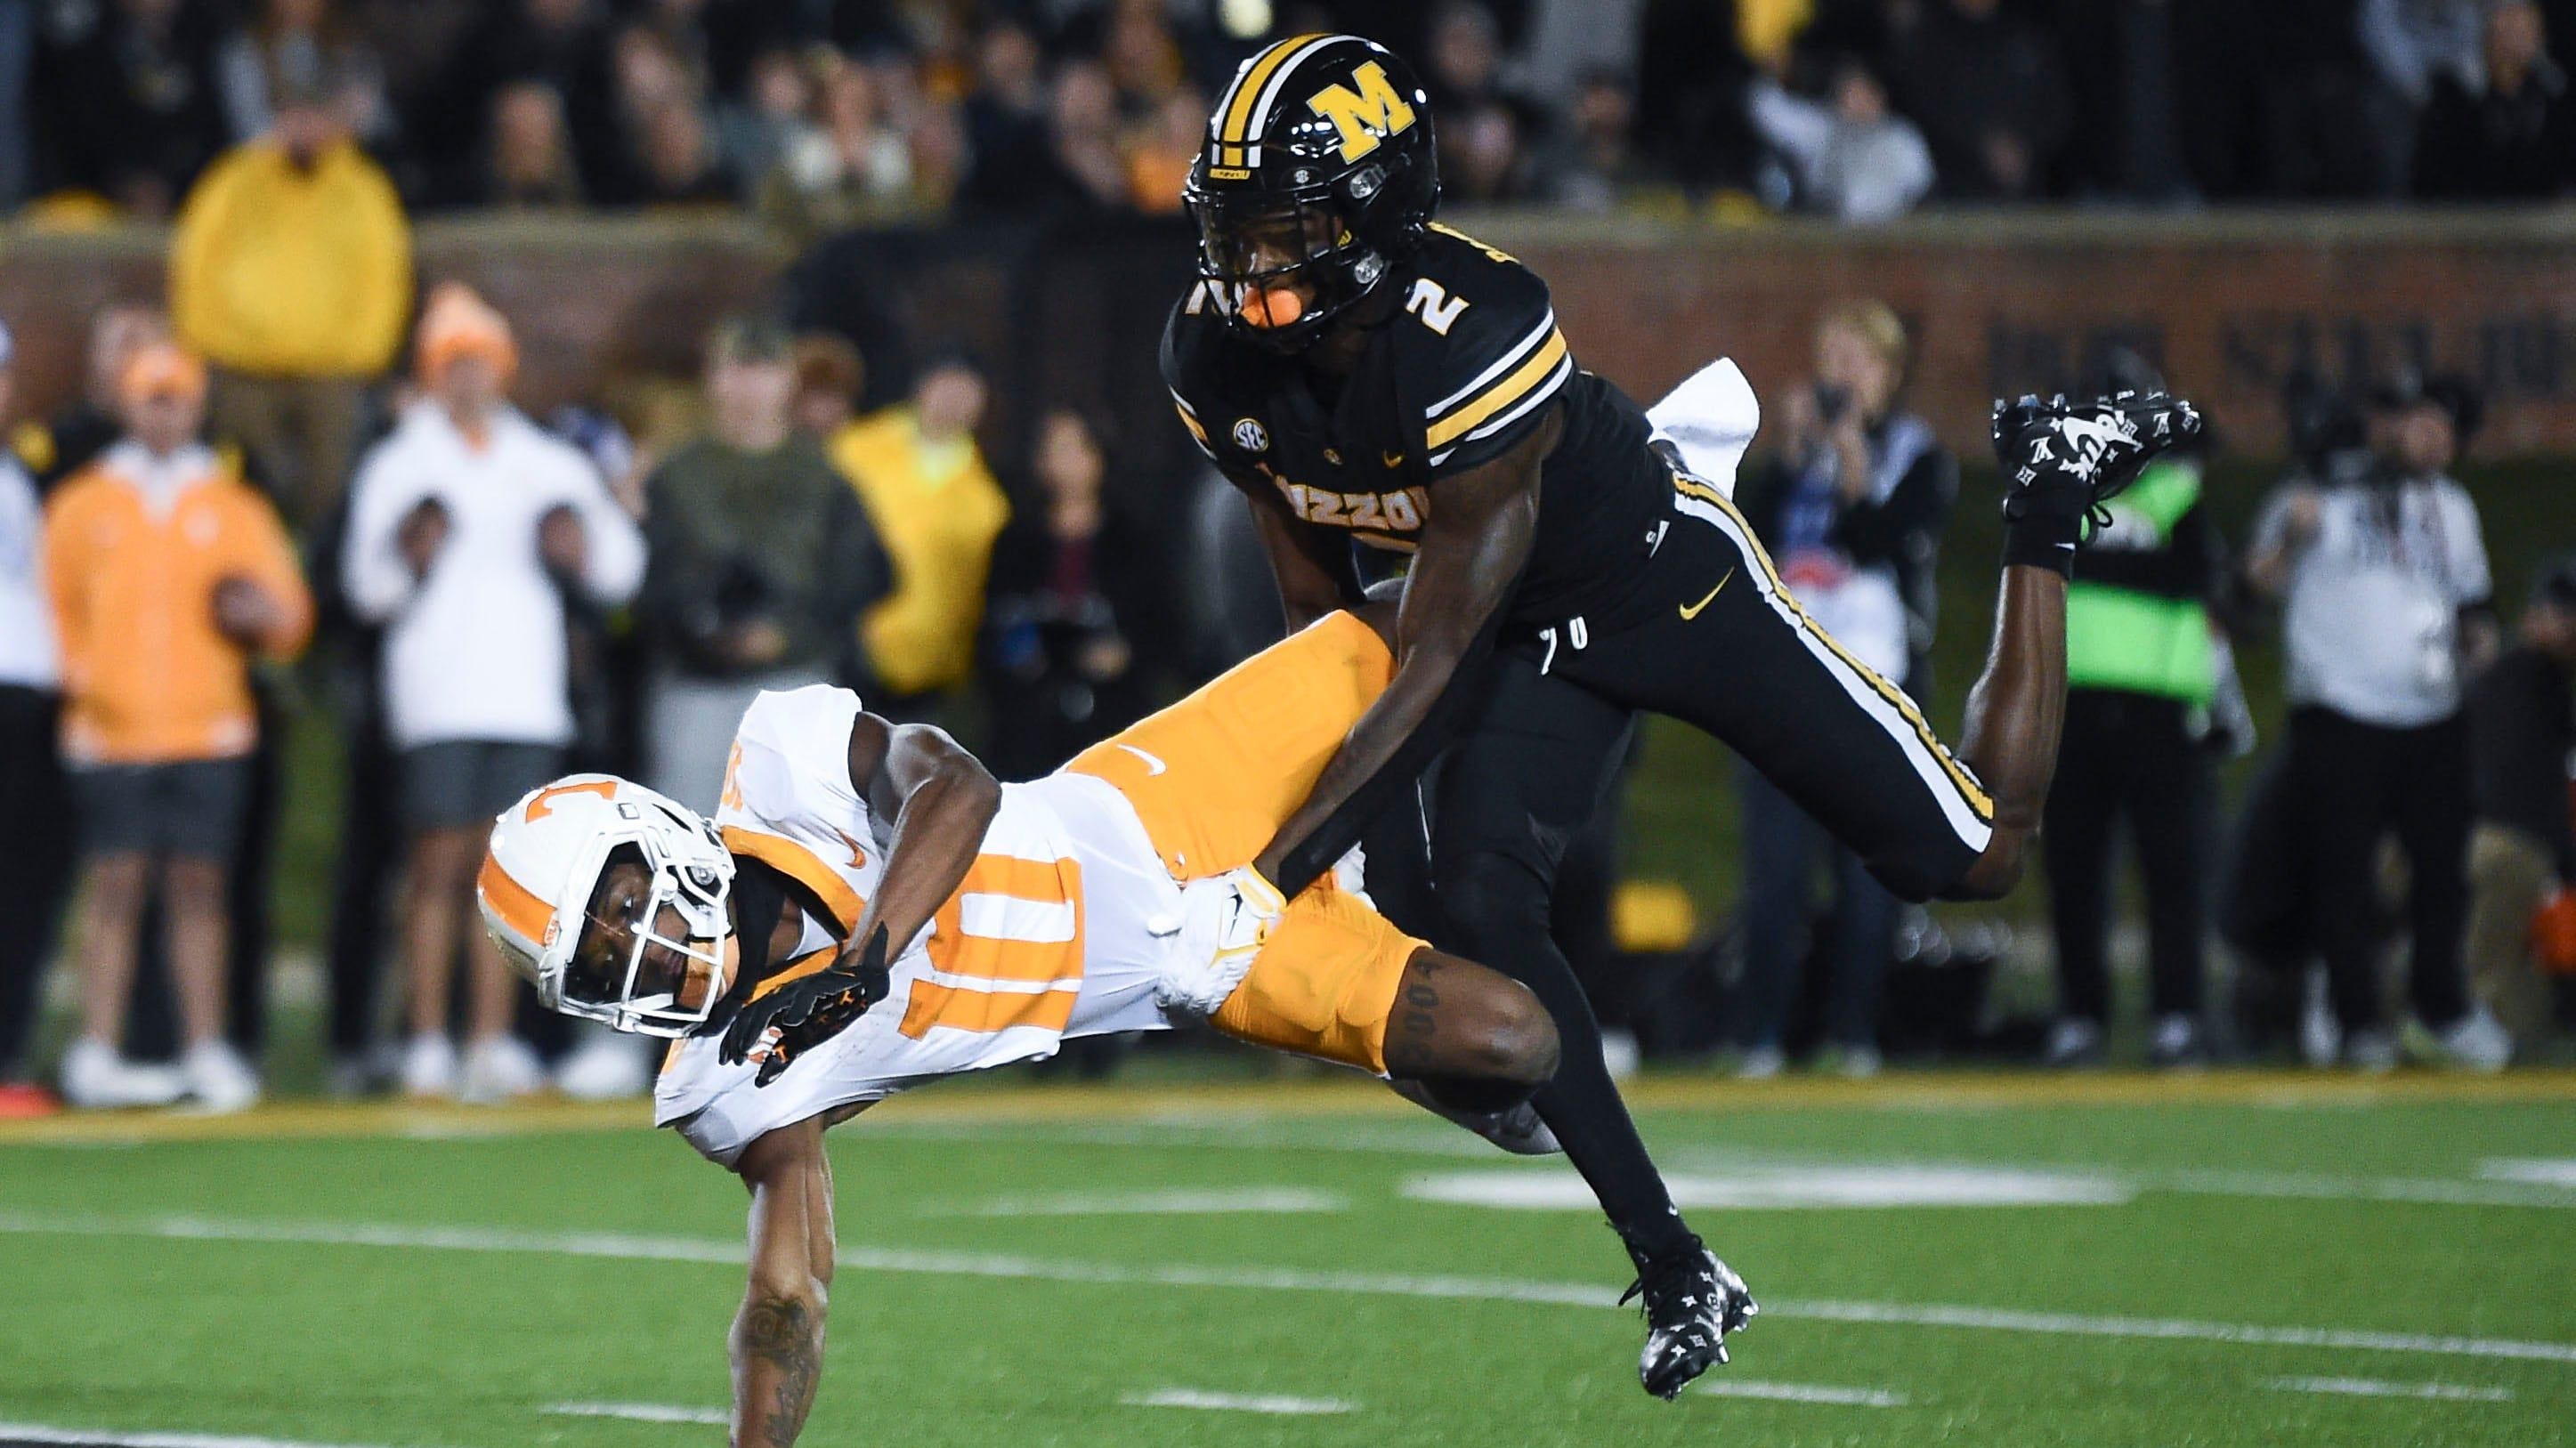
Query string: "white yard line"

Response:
xmin=1119 ymin=1389 xmax=1353 ymax=1415
xmin=2148 ymin=1168 xmax=2576 ymax=1209
xmin=1696 ymin=1380 xmax=1907 ymax=1407
xmin=2479 ymin=1158 xmax=2576 ymax=1187
xmin=0 ymin=1425 xmax=426 ymax=1448
xmin=539 ymin=1404 xmax=728 ymax=1426
xmin=891 ymin=1123 xmax=2576 ymax=1209
xmin=953 ymin=1188 xmax=1347 ymax=1217
xmin=2266 ymin=1376 xmax=2515 ymax=1403
xmin=878 ymin=1120 xmax=1504 ymax=1159
xmin=4 ymin=1209 xmax=2573 ymax=1366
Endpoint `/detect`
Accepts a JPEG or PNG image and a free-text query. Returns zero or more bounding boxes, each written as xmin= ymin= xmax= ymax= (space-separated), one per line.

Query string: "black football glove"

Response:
xmin=720 ymin=925 xmax=892 ymax=1087
xmin=1990 ymin=390 xmax=2202 ymax=575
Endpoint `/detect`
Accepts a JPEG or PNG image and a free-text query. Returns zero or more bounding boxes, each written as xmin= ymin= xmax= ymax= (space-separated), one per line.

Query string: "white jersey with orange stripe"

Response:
xmin=654 ymin=685 xmax=1185 ymax=1167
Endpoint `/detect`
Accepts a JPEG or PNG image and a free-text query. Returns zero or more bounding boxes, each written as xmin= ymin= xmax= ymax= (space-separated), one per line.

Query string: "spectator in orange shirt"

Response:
xmin=43 ymin=342 xmax=312 ymax=1113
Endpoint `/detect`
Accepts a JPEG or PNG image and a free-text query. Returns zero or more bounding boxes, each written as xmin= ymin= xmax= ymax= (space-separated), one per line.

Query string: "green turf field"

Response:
xmin=2 ymin=1072 xmax=2572 ymax=1448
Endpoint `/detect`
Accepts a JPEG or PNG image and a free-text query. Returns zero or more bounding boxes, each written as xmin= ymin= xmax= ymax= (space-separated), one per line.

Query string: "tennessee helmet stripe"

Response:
xmin=1217 ymin=33 xmax=1332 ymax=150
xmin=1424 ymin=329 xmax=1569 ymax=451
xmin=476 ymin=853 xmax=555 ymax=947
xmin=720 ymin=824 xmax=867 ymax=934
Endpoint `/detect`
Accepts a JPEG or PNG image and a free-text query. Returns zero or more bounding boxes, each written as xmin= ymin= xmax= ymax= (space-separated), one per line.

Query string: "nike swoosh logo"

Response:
xmin=1678 ymin=569 xmax=1736 ymax=620
xmin=1381 ymin=450 xmax=1405 ymax=468
xmin=1117 ymin=743 xmax=1169 ymax=776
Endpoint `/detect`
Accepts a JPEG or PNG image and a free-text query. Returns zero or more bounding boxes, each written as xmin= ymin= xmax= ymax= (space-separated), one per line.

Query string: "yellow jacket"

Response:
xmin=46 ymin=444 xmax=313 ymax=764
xmin=170 ymin=139 xmax=413 ymax=379
xmin=830 ymin=408 xmax=1010 ymax=696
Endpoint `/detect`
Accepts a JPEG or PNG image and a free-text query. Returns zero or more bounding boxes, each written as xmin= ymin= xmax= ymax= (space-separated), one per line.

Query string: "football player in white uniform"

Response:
xmin=478 ymin=599 xmax=1562 ymax=1444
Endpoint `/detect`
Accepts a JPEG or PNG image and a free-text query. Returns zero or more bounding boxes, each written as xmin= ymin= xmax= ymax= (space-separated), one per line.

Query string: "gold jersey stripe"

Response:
xmin=1424 ymin=328 xmax=1567 ymax=450
xmin=1675 ymin=474 xmax=1997 ymax=821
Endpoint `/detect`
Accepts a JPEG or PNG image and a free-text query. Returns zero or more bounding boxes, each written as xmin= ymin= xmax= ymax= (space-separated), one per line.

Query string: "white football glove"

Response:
xmin=1156 ymin=864 xmax=1285 ymax=1016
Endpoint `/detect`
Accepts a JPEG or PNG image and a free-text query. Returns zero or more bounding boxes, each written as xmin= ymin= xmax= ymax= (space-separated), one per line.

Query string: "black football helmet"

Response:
xmin=1183 ymin=34 xmax=1439 ymax=351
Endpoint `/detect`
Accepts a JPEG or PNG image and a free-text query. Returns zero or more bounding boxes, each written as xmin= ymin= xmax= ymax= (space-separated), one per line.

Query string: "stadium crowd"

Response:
xmin=0 ymin=1 xmax=2572 ymax=1117
xmin=8 ymin=0 xmax=2575 ymax=231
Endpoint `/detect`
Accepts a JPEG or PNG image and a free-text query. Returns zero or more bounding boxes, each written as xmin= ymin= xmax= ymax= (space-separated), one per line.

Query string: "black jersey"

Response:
xmin=1161 ymin=223 xmax=1672 ymax=630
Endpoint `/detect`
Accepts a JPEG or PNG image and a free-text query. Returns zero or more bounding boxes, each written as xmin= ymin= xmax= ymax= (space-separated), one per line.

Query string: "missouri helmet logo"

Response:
xmin=1308 ymin=61 xmax=1417 ymax=163
xmin=1234 ymin=417 xmax=1270 ymax=452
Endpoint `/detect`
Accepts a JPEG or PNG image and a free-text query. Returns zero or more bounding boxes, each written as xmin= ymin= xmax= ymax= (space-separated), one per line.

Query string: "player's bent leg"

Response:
xmin=1379 ymin=949 xmax=1559 ymax=1110
xmin=1205 ymin=885 xmax=1418 ymax=1074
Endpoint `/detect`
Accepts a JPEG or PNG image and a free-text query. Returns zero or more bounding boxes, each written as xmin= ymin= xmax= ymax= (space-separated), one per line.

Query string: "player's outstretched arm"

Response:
xmin=1252 ymin=411 xmax=1558 ymax=894
xmin=1940 ymin=564 xmax=2068 ymax=899
xmin=1941 ymin=392 xmax=2200 ymax=901
xmin=730 ymin=1119 xmax=836 ymax=1448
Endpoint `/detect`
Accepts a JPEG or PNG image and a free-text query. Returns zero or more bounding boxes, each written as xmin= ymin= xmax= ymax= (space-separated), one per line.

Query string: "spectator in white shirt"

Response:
xmin=341 ymin=286 xmax=644 ymax=1102
xmin=1747 ymin=60 xmax=1935 ymax=223
xmin=2246 ymin=374 xmax=2507 ymax=1072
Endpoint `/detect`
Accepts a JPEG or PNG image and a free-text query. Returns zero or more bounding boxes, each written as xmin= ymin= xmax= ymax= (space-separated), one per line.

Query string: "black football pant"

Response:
xmin=0 ymin=685 xmax=72 ymax=1082
xmin=2044 ymin=690 xmax=2211 ymax=1025
xmin=1429 ymin=485 xmax=1993 ymax=1263
xmin=2282 ymin=706 xmax=2473 ymax=1033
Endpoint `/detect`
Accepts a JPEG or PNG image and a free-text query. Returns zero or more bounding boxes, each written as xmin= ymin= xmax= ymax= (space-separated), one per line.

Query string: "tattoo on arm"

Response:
xmin=740 ymin=1298 xmax=822 ymax=1448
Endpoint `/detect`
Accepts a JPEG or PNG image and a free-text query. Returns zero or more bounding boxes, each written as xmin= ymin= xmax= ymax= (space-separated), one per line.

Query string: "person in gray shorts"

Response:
xmin=74 ymin=759 xmax=252 ymax=862
xmin=401 ymin=741 xmax=561 ymax=834
xmin=338 ymin=294 xmax=646 ymax=1101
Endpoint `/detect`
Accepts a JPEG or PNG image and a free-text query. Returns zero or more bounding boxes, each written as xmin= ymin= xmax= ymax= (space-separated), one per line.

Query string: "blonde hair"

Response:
xmin=1817 ymin=299 xmax=1908 ymax=375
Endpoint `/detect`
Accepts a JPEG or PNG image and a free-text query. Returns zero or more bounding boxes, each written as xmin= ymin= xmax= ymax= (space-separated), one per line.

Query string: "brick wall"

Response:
xmin=8 ymin=210 xmax=2572 ymax=460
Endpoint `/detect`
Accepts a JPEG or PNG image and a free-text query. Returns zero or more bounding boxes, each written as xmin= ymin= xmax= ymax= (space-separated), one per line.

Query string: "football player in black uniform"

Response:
xmin=1162 ymin=34 xmax=2199 ymax=1398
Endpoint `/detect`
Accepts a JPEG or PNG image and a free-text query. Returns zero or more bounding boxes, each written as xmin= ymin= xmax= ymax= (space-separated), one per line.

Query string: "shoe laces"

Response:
xmin=1619 ymin=1237 xmax=1710 ymax=1317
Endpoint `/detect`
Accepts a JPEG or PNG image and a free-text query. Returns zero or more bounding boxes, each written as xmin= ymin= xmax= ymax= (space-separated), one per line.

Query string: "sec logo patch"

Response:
xmin=1233 ymin=417 xmax=1269 ymax=453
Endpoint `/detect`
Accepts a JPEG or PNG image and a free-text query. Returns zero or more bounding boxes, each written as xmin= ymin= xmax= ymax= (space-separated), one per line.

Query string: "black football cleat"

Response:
xmin=1991 ymin=389 xmax=2202 ymax=533
xmin=1623 ymin=1240 xmax=1757 ymax=1400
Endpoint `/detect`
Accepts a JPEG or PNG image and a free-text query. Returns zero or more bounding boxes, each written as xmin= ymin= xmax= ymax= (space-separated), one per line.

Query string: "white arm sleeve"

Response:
xmin=340 ymin=446 xmax=427 ymax=625
xmin=1746 ymin=80 xmax=1832 ymax=166
xmin=566 ymin=457 xmax=647 ymax=607
xmin=2444 ymin=484 xmax=2491 ymax=605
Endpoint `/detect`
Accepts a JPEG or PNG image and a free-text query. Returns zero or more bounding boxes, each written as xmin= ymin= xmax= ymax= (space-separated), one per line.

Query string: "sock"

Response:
xmin=1505 ymin=950 xmax=1697 ymax=1265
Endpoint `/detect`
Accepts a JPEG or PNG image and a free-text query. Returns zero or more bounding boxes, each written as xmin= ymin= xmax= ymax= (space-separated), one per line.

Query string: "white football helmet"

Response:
xmin=479 ymin=774 xmax=737 ymax=1037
